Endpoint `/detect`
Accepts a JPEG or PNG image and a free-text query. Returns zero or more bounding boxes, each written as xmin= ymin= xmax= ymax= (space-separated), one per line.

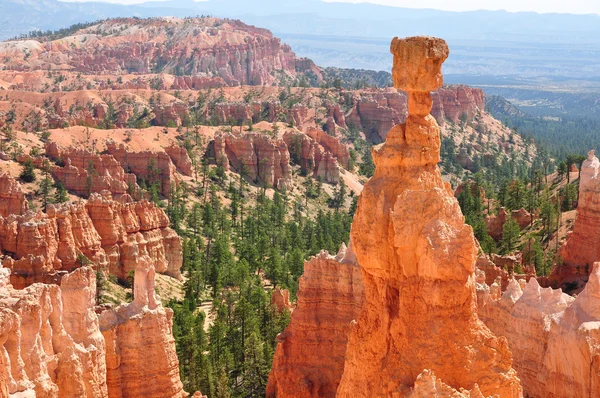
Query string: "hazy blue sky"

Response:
xmin=61 ymin=0 xmax=600 ymax=15
xmin=325 ymin=0 xmax=600 ymax=14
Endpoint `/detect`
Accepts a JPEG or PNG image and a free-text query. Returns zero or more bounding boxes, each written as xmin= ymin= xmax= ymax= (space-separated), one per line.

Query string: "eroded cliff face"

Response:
xmin=0 ymin=18 xmax=303 ymax=87
xmin=0 ymin=266 xmax=108 ymax=397
xmin=213 ymin=131 xmax=293 ymax=189
xmin=477 ymin=264 xmax=600 ymax=397
xmin=0 ymin=256 xmax=186 ymax=398
xmin=0 ymin=191 xmax=181 ymax=289
xmin=99 ymin=255 xmax=185 ymax=398
xmin=336 ymin=36 xmax=522 ymax=397
xmin=46 ymin=142 xmax=140 ymax=199
xmin=554 ymin=150 xmax=600 ymax=292
xmin=267 ymin=243 xmax=365 ymax=398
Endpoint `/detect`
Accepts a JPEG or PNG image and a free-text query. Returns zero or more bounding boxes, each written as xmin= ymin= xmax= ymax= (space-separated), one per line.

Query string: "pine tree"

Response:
xmin=19 ymin=159 xmax=36 ymax=183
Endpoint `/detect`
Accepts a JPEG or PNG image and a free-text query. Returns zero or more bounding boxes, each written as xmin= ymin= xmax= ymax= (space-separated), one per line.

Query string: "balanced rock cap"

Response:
xmin=390 ymin=36 xmax=449 ymax=92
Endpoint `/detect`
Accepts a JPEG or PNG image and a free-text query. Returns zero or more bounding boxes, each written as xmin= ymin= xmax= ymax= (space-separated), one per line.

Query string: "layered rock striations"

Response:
xmin=267 ymin=243 xmax=365 ymax=398
xmin=0 ymin=17 xmax=301 ymax=86
xmin=46 ymin=142 xmax=140 ymax=199
xmin=477 ymin=264 xmax=600 ymax=397
xmin=0 ymin=173 xmax=29 ymax=218
xmin=336 ymin=36 xmax=522 ymax=397
xmin=283 ymin=130 xmax=342 ymax=184
xmin=105 ymin=140 xmax=180 ymax=197
xmin=213 ymin=131 xmax=292 ymax=189
xmin=554 ymin=150 xmax=600 ymax=291
xmin=0 ymin=192 xmax=181 ymax=288
xmin=86 ymin=192 xmax=182 ymax=281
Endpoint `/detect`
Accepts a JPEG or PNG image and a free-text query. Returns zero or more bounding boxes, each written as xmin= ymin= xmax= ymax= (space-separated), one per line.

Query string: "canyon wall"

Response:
xmin=336 ymin=36 xmax=521 ymax=397
xmin=267 ymin=243 xmax=365 ymax=397
xmin=0 ymin=174 xmax=28 ymax=218
xmin=213 ymin=131 xmax=293 ymax=189
xmin=0 ymin=191 xmax=181 ymax=288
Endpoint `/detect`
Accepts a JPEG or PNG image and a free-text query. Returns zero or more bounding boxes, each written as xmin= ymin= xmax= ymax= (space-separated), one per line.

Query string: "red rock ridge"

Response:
xmin=283 ymin=130 xmax=341 ymax=184
xmin=0 ymin=192 xmax=181 ymax=288
xmin=45 ymin=141 xmax=140 ymax=199
xmin=0 ymin=266 xmax=108 ymax=397
xmin=267 ymin=243 xmax=365 ymax=398
xmin=0 ymin=17 xmax=301 ymax=86
xmin=99 ymin=255 xmax=186 ymax=398
xmin=0 ymin=259 xmax=186 ymax=397
xmin=105 ymin=140 xmax=180 ymax=196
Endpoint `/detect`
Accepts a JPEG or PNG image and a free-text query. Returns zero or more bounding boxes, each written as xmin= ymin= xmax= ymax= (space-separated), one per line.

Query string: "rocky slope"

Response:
xmin=267 ymin=243 xmax=364 ymax=397
xmin=336 ymin=36 xmax=521 ymax=397
xmin=0 ymin=17 xmax=319 ymax=86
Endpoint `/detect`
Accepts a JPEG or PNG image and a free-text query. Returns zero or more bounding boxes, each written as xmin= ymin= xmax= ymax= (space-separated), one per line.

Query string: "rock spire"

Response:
xmin=335 ymin=36 xmax=522 ymax=397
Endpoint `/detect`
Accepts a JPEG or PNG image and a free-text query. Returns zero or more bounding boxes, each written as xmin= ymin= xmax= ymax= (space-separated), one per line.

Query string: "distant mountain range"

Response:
xmin=2 ymin=0 xmax=600 ymax=108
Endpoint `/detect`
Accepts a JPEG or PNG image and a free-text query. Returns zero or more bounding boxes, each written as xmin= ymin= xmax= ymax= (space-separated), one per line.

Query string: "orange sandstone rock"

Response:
xmin=213 ymin=131 xmax=292 ymax=189
xmin=555 ymin=150 xmax=600 ymax=292
xmin=46 ymin=142 xmax=140 ymax=199
xmin=271 ymin=287 xmax=294 ymax=313
xmin=0 ymin=266 xmax=108 ymax=397
xmin=477 ymin=264 xmax=600 ymax=397
xmin=336 ymin=36 xmax=522 ymax=397
xmin=99 ymin=255 xmax=186 ymax=398
xmin=0 ymin=174 xmax=28 ymax=218
xmin=267 ymin=243 xmax=364 ymax=398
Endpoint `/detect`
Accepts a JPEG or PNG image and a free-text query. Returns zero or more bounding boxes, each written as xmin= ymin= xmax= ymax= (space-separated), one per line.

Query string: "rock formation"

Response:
xmin=86 ymin=191 xmax=182 ymax=281
xmin=0 ymin=191 xmax=181 ymax=288
xmin=0 ymin=266 xmax=108 ymax=397
xmin=349 ymin=85 xmax=485 ymax=142
xmin=267 ymin=243 xmax=364 ymax=398
xmin=0 ymin=173 xmax=28 ymax=218
xmin=46 ymin=142 xmax=140 ymax=199
xmin=271 ymin=287 xmax=294 ymax=314
xmin=105 ymin=140 xmax=179 ymax=197
xmin=477 ymin=263 xmax=600 ymax=397
xmin=213 ymin=131 xmax=292 ymax=189
xmin=336 ymin=36 xmax=522 ymax=397
xmin=554 ymin=150 xmax=600 ymax=291
xmin=99 ymin=255 xmax=185 ymax=398
xmin=0 ymin=258 xmax=186 ymax=397
xmin=305 ymin=127 xmax=350 ymax=169
xmin=283 ymin=130 xmax=342 ymax=184
xmin=0 ymin=201 xmax=108 ymax=288
xmin=165 ymin=144 xmax=193 ymax=176
xmin=0 ymin=17 xmax=303 ymax=87
xmin=486 ymin=207 xmax=532 ymax=241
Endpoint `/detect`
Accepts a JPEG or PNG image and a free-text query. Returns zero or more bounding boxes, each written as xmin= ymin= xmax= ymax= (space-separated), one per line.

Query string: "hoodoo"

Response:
xmin=554 ymin=150 xmax=600 ymax=292
xmin=335 ymin=36 xmax=522 ymax=397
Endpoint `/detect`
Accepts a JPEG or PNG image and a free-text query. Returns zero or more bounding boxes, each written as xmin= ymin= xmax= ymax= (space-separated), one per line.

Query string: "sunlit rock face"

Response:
xmin=335 ymin=36 xmax=522 ymax=397
xmin=267 ymin=243 xmax=364 ymax=398
xmin=478 ymin=263 xmax=600 ymax=397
